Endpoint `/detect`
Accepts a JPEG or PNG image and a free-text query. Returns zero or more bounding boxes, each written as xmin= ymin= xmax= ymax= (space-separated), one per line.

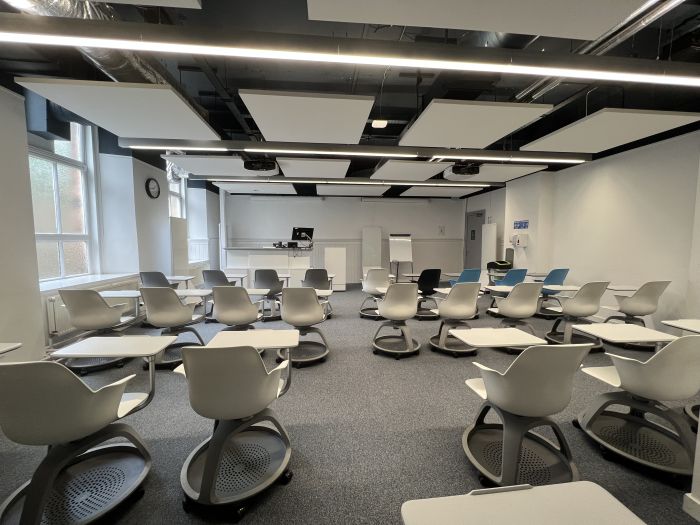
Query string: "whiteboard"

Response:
xmin=389 ymin=234 xmax=413 ymax=262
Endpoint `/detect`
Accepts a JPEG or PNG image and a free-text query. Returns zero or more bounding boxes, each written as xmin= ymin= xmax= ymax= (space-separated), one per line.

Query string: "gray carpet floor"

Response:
xmin=1 ymin=288 xmax=698 ymax=524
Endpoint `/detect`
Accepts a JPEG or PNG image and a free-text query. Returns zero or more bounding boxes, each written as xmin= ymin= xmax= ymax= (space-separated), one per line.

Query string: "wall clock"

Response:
xmin=145 ymin=177 xmax=160 ymax=199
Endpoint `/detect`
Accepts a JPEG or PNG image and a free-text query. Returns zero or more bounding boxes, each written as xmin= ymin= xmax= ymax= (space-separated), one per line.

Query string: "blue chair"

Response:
xmin=493 ymin=269 xmax=527 ymax=287
xmin=449 ymin=269 xmax=481 ymax=287
xmin=542 ymin=268 xmax=570 ymax=297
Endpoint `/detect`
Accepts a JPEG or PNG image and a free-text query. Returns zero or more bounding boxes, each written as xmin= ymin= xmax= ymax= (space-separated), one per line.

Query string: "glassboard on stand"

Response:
xmin=389 ymin=234 xmax=413 ymax=280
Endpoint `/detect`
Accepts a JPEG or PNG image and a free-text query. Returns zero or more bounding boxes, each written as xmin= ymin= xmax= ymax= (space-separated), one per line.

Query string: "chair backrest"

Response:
xmin=302 ymin=269 xmax=330 ymax=290
xmin=281 ymin=288 xmax=325 ymax=327
xmin=456 ymin=269 xmax=481 ymax=283
xmin=140 ymin=271 xmax=171 ymax=287
xmin=182 ymin=346 xmax=281 ymax=420
xmin=363 ymin=268 xmax=390 ymax=293
xmin=439 ymin=282 xmax=480 ymax=320
xmin=141 ymin=287 xmax=192 ymax=327
xmin=213 ymin=286 xmax=259 ymax=326
xmin=416 ymin=269 xmax=441 ymax=293
xmin=255 ymin=269 xmax=283 ymax=294
xmin=616 ymin=336 xmax=700 ymax=401
xmin=498 ymin=282 xmax=542 ymax=318
xmin=484 ymin=344 xmax=591 ymax=417
xmin=0 ymin=361 xmax=121 ymax=445
xmin=378 ymin=283 xmax=418 ymax=320
xmin=542 ymin=268 xmax=569 ymax=286
xmin=561 ymin=281 xmax=610 ymax=318
xmin=618 ymin=280 xmax=671 ymax=317
xmin=59 ymin=289 xmax=121 ymax=330
xmin=497 ymin=268 xmax=528 ymax=286
xmin=202 ymin=270 xmax=232 ymax=289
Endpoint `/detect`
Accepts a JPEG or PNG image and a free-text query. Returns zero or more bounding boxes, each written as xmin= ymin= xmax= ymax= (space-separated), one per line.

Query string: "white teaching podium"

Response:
xmin=224 ymin=246 xmax=312 ymax=287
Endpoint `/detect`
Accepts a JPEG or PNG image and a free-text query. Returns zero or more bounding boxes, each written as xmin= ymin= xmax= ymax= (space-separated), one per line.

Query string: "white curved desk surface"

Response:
xmin=245 ymin=288 xmax=333 ymax=298
xmin=401 ymin=481 xmax=644 ymax=525
xmin=662 ymin=319 xmax=700 ymax=333
xmin=572 ymin=324 xmax=676 ymax=344
xmin=449 ymin=328 xmax=546 ymax=348
xmin=207 ymin=329 xmax=299 ymax=349
xmin=51 ymin=336 xmax=177 ymax=358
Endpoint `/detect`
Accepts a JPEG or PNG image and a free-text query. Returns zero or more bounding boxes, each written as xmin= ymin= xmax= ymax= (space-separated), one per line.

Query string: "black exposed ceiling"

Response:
xmin=1 ymin=0 xmax=700 ymax=197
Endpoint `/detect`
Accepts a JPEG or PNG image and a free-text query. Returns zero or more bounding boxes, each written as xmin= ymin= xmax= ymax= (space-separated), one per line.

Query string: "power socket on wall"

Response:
xmin=438 ymin=225 xmax=445 ymax=236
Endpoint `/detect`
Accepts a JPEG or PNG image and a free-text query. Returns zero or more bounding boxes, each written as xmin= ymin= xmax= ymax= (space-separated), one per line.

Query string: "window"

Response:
xmin=29 ymin=123 xmax=91 ymax=281
xmin=169 ymin=177 xmax=186 ymax=219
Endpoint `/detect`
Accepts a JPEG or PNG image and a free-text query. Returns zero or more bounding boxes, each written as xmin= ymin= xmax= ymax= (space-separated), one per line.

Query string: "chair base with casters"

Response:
xmin=415 ymin=296 xmax=439 ymax=320
xmin=142 ymin=326 xmax=205 ymax=370
xmin=429 ymin=319 xmax=477 ymax=357
xmin=180 ymin=408 xmax=292 ymax=520
xmin=545 ymin=318 xmax=603 ymax=352
xmin=359 ymin=296 xmax=384 ymax=320
xmin=0 ymin=422 xmax=150 ymax=525
xmin=372 ymin=321 xmax=420 ymax=359
xmin=574 ymin=391 xmax=696 ymax=477
xmin=276 ymin=327 xmax=329 ymax=367
xmin=463 ymin=401 xmax=579 ymax=487
xmin=260 ymin=297 xmax=282 ymax=322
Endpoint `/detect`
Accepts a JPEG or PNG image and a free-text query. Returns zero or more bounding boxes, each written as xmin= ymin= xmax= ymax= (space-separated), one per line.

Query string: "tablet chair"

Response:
xmin=544 ymin=281 xmax=609 ymax=350
xmin=489 ymin=268 xmax=528 ymax=306
xmin=575 ymin=336 xmax=700 ymax=477
xmin=536 ymin=268 xmax=570 ymax=317
xmin=449 ymin=268 xmax=481 ymax=287
xmin=429 ymin=282 xmax=480 ymax=357
xmin=360 ymin=268 xmax=390 ymax=320
xmin=488 ymin=283 xmax=543 ymax=351
xmin=58 ymin=289 xmax=134 ymax=375
xmin=0 ymin=361 xmax=151 ymax=524
xmin=414 ymin=268 xmax=442 ymax=320
xmin=279 ymin=288 xmax=329 ymax=366
xmin=213 ymin=286 xmax=262 ymax=332
xmin=140 ymin=271 xmax=179 ymax=289
xmin=372 ymin=283 xmax=420 ymax=359
xmin=302 ymin=268 xmax=333 ymax=316
xmin=254 ymin=269 xmax=284 ymax=321
xmin=463 ymin=344 xmax=591 ymax=487
xmin=141 ymin=287 xmax=205 ymax=369
xmin=202 ymin=269 xmax=233 ymax=289
xmin=180 ymin=346 xmax=292 ymax=519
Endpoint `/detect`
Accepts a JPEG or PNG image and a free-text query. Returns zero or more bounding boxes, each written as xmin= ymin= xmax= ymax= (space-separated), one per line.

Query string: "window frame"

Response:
xmin=28 ymin=127 xmax=93 ymax=282
xmin=169 ymin=177 xmax=187 ymax=219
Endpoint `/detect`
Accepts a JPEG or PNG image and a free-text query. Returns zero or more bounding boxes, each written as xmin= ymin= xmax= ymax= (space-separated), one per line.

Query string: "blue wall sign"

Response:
xmin=514 ymin=220 xmax=529 ymax=230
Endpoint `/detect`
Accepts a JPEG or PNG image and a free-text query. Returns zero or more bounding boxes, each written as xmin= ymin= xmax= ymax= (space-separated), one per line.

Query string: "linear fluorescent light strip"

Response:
xmin=2 ymin=31 xmax=700 ymax=87
xmin=130 ymin=145 xmax=227 ymax=152
xmin=244 ymin=148 xmax=417 ymax=158
xmin=431 ymin=155 xmax=586 ymax=164
xmin=210 ymin=178 xmax=490 ymax=188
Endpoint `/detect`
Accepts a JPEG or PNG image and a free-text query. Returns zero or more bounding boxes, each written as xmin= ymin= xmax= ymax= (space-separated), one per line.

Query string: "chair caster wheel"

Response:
xmin=452 ymin=352 xmax=459 ymax=358
xmin=319 ymin=357 xmax=326 ymax=363
xmin=572 ymin=419 xmax=581 ymax=429
xmin=142 ymin=363 xmax=149 ymax=371
xmin=372 ymin=349 xmax=378 ymax=355
xmin=292 ymin=363 xmax=301 ymax=369
xmin=232 ymin=506 xmax=247 ymax=522
xmin=394 ymin=355 xmax=401 ymax=360
xmin=478 ymin=474 xmax=497 ymax=488
xmin=78 ymin=369 xmax=87 ymax=376
xmin=280 ymin=469 xmax=293 ymax=485
xmin=600 ymin=447 xmax=615 ymax=461
xmin=116 ymin=361 xmax=125 ymax=368
xmin=275 ymin=356 xmax=283 ymax=363
xmin=182 ymin=497 xmax=193 ymax=514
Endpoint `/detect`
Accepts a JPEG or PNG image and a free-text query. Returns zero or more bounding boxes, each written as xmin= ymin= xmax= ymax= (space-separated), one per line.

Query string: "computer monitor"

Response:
xmin=292 ymin=227 xmax=314 ymax=241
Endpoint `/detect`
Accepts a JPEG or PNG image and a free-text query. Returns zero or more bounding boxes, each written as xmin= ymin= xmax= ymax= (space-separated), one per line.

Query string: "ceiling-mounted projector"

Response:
xmin=444 ymin=162 xmax=480 ymax=181
xmin=244 ymin=159 xmax=278 ymax=172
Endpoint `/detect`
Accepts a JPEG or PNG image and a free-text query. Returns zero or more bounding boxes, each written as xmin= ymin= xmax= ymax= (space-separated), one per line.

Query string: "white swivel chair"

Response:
xmin=202 ymin=270 xmax=234 ymax=318
xmin=179 ymin=346 xmax=292 ymax=519
xmin=0 ymin=361 xmax=151 ymax=524
xmin=141 ymin=287 xmax=205 ymax=369
xmin=372 ymin=283 xmax=420 ymax=359
xmin=58 ymin=289 xmax=135 ymax=374
xmin=360 ymin=268 xmax=390 ymax=320
xmin=488 ymin=282 xmax=543 ymax=352
xmin=212 ymin=286 xmax=263 ymax=331
xmin=255 ymin=269 xmax=284 ymax=321
xmin=544 ymin=281 xmax=610 ymax=350
xmin=463 ymin=344 xmax=591 ymax=487
xmin=302 ymin=268 xmax=333 ymax=317
xmin=576 ymin=335 xmax=700 ymax=477
xmin=140 ymin=271 xmax=179 ymax=289
xmin=279 ymin=288 xmax=330 ymax=367
xmin=429 ymin=282 xmax=480 ymax=357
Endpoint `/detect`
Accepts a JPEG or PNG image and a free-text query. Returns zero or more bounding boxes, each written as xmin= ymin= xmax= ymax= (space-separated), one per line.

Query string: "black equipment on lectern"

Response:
xmin=292 ymin=227 xmax=314 ymax=242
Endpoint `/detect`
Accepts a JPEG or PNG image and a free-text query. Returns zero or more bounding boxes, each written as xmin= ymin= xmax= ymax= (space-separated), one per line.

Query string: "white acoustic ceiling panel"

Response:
xmin=522 ymin=108 xmax=700 ymax=154
xmin=92 ymin=0 xmax=201 ymax=7
xmin=214 ymin=183 xmax=297 ymax=195
xmin=277 ymin=158 xmax=350 ymax=179
xmin=316 ymin=185 xmax=388 ymax=196
xmin=371 ymin=160 xmax=453 ymax=181
xmin=462 ymin=164 xmax=547 ymax=183
xmin=239 ymin=90 xmax=374 ymax=143
xmin=307 ymin=0 xmax=647 ymax=40
xmin=401 ymin=187 xmax=480 ymax=198
xmin=162 ymin=155 xmax=258 ymax=177
xmin=16 ymin=78 xmax=218 ymax=140
xmin=399 ymin=99 xmax=551 ymax=149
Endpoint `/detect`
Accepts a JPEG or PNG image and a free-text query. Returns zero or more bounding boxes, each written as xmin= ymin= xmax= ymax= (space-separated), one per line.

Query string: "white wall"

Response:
xmin=98 ymin=154 xmax=139 ymax=273
xmin=206 ymin=188 xmax=220 ymax=268
xmin=467 ymin=188 xmax=506 ymax=258
xmin=132 ymin=159 xmax=172 ymax=273
xmin=0 ymin=88 xmax=46 ymax=361
xmin=224 ymin=195 xmax=465 ymax=282
xmin=549 ymin=131 xmax=700 ymax=324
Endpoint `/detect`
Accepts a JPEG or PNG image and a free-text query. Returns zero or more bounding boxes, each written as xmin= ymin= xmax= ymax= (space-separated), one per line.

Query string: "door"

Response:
xmin=465 ymin=210 xmax=485 ymax=268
